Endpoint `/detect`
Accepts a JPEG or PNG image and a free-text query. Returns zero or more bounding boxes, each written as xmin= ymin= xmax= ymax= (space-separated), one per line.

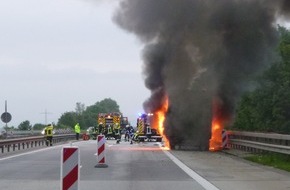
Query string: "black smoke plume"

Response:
xmin=113 ymin=0 xmax=290 ymax=150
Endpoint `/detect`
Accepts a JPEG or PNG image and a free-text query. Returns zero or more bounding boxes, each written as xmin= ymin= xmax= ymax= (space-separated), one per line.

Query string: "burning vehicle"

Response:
xmin=114 ymin=0 xmax=290 ymax=150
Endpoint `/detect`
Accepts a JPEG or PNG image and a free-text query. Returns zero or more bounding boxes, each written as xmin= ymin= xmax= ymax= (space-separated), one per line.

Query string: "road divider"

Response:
xmin=95 ymin=135 xmax=108 ymax=168
xmin=61 ymin=146 xmax=80 ymax=190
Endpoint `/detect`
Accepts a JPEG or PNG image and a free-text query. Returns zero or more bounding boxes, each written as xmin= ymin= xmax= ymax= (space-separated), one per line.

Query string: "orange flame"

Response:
xmin=209 ymin=117 xmax=223 ymax=151
xmin=152 ymin=96 xmax=170 ymax=149
xmin=209 ymin=99 xmax=223 ymax=151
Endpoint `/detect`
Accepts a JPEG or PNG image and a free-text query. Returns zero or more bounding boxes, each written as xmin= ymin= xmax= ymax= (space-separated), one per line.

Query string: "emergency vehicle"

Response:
xmin=134 ymin=113 xmax=162 ymax=142
xmin=97 ymin=112 xmax=128 ymax=140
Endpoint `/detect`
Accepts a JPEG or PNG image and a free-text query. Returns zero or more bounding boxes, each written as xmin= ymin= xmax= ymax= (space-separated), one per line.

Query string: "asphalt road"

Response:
xmin=0 ymin=140 xmax=209 ymax=190
xmin=0 ymin=139 xmax=289 ymax=190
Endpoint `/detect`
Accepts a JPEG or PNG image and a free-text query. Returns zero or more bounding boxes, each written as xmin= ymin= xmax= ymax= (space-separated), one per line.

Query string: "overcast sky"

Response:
xmin=0 ymin=0 xmax=150 ymax=127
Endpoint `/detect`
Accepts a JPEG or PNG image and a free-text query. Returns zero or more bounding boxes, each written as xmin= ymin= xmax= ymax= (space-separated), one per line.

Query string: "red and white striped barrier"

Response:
xmin=222 ymin=129 xmax=229 ymax=149
xmin=95 ymin=135 xmax=108 ymax=168
xmin=61 ymin=146 xmax=80 ymax=190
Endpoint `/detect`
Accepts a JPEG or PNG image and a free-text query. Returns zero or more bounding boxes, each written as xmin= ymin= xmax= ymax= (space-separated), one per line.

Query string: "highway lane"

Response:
xmin=1 ymin=139 xmax=289 ymax=190
xmin=0 ymin=140 xmax=214 ymax=190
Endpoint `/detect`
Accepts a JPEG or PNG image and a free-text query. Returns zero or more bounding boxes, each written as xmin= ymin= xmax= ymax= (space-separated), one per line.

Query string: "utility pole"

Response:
xmin=40 ymin=109 xmax=53 ymax=125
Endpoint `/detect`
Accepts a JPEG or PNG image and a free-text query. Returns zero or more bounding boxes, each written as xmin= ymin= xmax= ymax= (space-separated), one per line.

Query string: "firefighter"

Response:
xmin=98 ymin=122 xmax=104 ymax=134
xmin=124 ymin=125 xmax=130 ymax=141
xmin=129 ymin=125 xmax=134 ymax=144
xmin=93 ymin=125 xmax=99 ymax=140
xmin=44 ymin=123 xmax=54 ymax=146
xmin=114 ymin=123 xmax=121 ymax=143
xmin=125 ymin=125 xmax=134 ymax=142
xmin=104 ymin=124 xmax=109 ymax=137
xmin=125 ymin=125 xmax=134 ymax=144
xmin=132 ymin=130 xmax=139 ymax=142
xmin=106 ymin=124 xmax=113 ymax=139
xmin=74 ymin=123 xmax=81 ymax=140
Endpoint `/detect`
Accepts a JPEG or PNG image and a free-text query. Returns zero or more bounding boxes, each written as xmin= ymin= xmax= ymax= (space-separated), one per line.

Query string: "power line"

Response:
xmin=40 ymin=109 xmax=53 ymax=125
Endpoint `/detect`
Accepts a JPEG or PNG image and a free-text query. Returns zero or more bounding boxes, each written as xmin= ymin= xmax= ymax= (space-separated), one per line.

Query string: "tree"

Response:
xmin=57 ymin=112 xmax=78 ymax=128
xmin=233 ymin=26 xmax=290 ymax=134
xmin=18 ymin=120 xmax=32 ymax=130
xmin=86 ymin=98 xmax=120 ymax=114
xmin=75 ymin=102 xmax=85 ymax=115
xmin=84 ymin=98 xmax=120 ymax=126
xmin=57 ymin=98 xmax=121 ymax=129
xmin=33 ymin=123 xmax=46 ymax=130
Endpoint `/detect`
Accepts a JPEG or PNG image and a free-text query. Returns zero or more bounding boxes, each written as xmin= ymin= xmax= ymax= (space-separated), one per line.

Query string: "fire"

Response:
xmin=155 ymin=96 xmax=170 ymax=149
xmin=209 ymin=117 xmax=223 ymax=151
xmin=209 ymin=98 xmax=223 ymax=151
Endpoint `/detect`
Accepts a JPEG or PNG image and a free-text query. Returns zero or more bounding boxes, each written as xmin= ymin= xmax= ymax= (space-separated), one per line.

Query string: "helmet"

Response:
xmin=99 ymin=122 xmax=103 ymax=125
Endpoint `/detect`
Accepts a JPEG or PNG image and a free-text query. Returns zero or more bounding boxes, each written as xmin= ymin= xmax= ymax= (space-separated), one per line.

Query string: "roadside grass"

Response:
xmin=245 ymin=153 xmax=290 ymax=172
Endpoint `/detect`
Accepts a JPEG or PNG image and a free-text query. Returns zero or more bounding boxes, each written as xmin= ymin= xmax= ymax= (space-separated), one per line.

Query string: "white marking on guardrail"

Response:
xmin=161 ymin=146 xmax=220 ymax=190
xmin=0 ymin=141 xmax=85 ymax=161
xmin=0 ymin=145 xmax=60 ymax=161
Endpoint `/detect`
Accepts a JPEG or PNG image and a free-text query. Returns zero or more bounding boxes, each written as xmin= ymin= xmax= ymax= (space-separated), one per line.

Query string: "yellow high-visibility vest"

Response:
xmin=45 ymin=126 xmax=53 ymax=137
xmin=74 ymin=123 xmax=81 ymax=133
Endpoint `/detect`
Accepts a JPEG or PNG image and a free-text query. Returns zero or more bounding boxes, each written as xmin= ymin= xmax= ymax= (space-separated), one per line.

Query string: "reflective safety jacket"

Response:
xmin=94 ymin=126 xmax=99 ymax=135
xmin=107 ymin=125 xmax=112 ymax=134
xmin=44 ymin=125 xmax=53 ymax=137
xmin=74 ymin=123 xmax=81 ymax=133
xmin=113 ymin=123 xmax=120 ymax=130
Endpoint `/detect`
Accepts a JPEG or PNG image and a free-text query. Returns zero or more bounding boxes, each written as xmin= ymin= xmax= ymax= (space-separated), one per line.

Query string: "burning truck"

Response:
xmin=113 ymin=0 xmax=290 ymax=150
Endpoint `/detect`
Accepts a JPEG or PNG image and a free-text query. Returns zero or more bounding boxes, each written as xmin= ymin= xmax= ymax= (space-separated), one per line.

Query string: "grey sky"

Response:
xmin=0 ymin=0 xmax=150 ymax=127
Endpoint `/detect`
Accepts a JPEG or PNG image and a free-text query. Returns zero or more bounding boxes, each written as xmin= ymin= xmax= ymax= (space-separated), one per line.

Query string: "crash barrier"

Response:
xmin=228 ymin=131 xmax=290 ymax=155
xmin=0 ymin=134 xmax=76 ymax=154
xmin=61 ymin=146 xmax=80 ymax=190
xmin=95 ymin=135 xmax=108 ymax=168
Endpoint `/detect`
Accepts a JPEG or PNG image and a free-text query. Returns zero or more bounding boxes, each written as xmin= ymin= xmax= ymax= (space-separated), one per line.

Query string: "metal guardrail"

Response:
xmin=228 ymin=131 xmax=290 ymax=155
xmin=1 ymin=130 xmax=289 ymax=155
xmin=0 ymin=134 xmax=76 ymax=154
xmin=1 ymin=129 xmax=73 ymax=139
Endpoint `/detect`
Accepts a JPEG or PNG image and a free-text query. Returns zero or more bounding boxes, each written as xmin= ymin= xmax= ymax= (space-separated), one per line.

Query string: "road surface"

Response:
xmin=0 ymin=139 xmax=289 ymax=190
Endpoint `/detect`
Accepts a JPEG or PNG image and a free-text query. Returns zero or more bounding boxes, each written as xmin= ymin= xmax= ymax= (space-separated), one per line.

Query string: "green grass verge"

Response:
xmin=245 ymin=153 xmax=290 ymax=172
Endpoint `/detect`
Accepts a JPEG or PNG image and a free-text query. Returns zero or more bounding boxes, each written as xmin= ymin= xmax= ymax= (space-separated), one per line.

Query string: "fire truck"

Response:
xmin=97 ymin=112 xmax=128 ymax=140
xmin=134 ymin=113 xmax=162 ymax=142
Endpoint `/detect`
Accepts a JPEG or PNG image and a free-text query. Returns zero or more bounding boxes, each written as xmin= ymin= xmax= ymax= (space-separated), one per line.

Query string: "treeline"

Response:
xmin=4 ymin=98 xmax=120 ymax=131
xmin=233 ymin=26 xmax=290 ymax=134
xmin=57 ymin=98 xmax=120 ymax=130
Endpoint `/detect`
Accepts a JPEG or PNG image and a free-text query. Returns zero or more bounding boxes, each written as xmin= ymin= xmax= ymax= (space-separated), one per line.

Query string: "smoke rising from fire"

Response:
xmin=113 ymin=0 xmax=290 ymax=150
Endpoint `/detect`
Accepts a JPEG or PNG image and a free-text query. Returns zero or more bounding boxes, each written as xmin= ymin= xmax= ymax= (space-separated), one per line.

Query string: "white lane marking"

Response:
xmin=162 ymin=149 xmax=220 ymax=190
